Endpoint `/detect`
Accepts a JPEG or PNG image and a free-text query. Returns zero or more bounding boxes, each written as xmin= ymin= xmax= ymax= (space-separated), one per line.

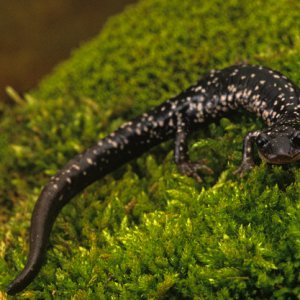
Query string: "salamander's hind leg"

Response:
xmin=174 ymin=114 xmax=213 ymax=182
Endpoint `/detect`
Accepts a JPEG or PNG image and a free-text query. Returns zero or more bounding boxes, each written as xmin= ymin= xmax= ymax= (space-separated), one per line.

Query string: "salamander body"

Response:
xmin=7 ymin=65 xmax=300 ymax=294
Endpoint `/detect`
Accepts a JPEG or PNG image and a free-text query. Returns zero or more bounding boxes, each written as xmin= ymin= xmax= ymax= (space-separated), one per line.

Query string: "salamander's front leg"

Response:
xmin=234 ymin=130 xmax=261 ymax=176
xmin=174 ymin=114 xmax=213 ymax=182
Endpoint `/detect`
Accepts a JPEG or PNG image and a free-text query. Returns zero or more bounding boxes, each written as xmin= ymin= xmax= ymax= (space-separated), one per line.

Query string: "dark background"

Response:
xmin=0 ymin=0 xmax=137 ymax=101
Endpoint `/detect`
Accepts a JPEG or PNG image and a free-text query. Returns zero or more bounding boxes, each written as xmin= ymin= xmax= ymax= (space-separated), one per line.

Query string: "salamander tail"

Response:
xmin=7 ymin=257 xmax=43 ymax=295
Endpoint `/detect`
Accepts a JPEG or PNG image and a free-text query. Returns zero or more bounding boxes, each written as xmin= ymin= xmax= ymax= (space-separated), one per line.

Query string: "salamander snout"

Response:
xmin=256 ymin=129 xmax=300 ymax=164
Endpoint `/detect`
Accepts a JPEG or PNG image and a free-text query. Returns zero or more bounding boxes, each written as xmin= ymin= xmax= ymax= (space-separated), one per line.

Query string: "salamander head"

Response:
xmin=255 ymin=121 xmax=300 ymax=164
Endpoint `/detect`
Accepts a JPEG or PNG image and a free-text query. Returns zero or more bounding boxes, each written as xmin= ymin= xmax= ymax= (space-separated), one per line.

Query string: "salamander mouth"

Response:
xmin=258 ymin=151 xmax=300 ymax=164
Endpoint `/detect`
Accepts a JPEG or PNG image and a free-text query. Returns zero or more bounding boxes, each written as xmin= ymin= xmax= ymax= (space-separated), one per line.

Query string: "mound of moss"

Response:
xmin=1 ymin=0 xmax=300 ymax=298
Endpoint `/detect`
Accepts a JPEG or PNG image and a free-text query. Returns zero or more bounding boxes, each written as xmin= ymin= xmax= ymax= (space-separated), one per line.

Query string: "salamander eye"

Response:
xmin=292 ymin=131 xmax=300 ymax=147
xmin=256 ymin=133 xmax=270 ymax=148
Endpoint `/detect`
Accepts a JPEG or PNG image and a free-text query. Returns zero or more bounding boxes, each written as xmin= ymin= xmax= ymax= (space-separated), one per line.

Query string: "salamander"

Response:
xmin=7 ymin=64 xmax=300 ymax=295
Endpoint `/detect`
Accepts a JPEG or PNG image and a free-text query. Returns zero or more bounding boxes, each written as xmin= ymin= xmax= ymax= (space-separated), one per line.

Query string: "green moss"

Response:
xmin=1 ymin=0 xmax=300 ymax=298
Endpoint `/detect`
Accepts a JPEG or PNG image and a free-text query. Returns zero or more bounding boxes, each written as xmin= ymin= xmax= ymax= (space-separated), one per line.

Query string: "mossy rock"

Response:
xmin=1 ymin=0 xmax=300 ymax=298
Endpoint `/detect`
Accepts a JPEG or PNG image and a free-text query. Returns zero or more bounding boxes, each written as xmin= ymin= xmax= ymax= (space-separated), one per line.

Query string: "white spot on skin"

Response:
xmin=205 ymin=102 xmax=213 ymax=110
xmin=111 ymin=141 xmax=118 ymax=148
xmin=228 ymin=85 xmax=237 ymax=93
xmin=72 ymin=164 xmax=81 ymax=170
xmin=147 ymin=115 xmax=154 ymax=122
xmin=168 ymin=118 xmax=174 ymax=127
xmin=87 ymin=158 xmax=93 ymax=165
xmin=197 ymin=103 xmax=203 ymax=111
xmin=66 ymin=178 xmax=72 ymax=184
xmin=171 ymin=102 xmax=177 ymax=110
xmin=126 ymin=127 xmax=133 ymax=133
xmin=136 ymin=127 xmax=142 ymax=135
xmin=235 ymin=91 xmax=243 ymax=99
xmin=158 ymin=119 xmax=164 ymax=127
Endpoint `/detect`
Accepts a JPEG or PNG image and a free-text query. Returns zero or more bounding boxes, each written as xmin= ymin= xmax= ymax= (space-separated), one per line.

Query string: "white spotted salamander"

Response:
xmin=7 ymin=64 xmax=300 ymax=295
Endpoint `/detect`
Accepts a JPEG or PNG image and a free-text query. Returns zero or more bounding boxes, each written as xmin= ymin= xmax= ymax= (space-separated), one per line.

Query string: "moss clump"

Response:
xmin=1 ymin=0 xmax=300 ymax=298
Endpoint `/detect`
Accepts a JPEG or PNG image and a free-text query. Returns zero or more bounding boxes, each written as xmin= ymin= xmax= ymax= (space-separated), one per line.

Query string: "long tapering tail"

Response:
xmin=7 ymin=116 xmax=171 ymax=295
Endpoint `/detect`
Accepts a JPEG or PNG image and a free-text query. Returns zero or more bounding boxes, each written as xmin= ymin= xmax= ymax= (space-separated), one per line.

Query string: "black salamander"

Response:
xmin=7 ymin=65 xmax=300 ymax=295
